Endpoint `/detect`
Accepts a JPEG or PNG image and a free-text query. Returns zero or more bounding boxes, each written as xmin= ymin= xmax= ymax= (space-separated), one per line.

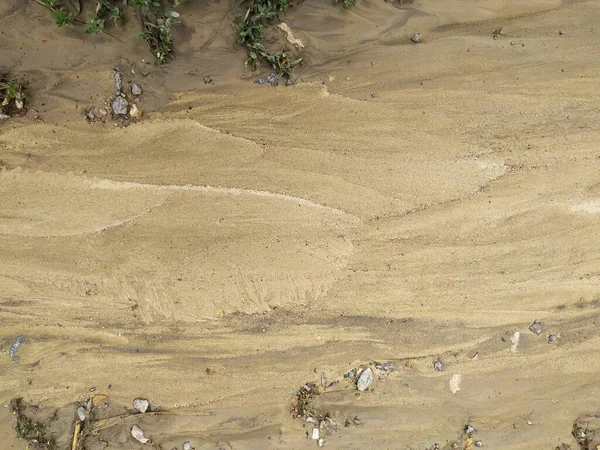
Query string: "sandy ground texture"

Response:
xmin=1 ymin=0 xmax=600 ymax=448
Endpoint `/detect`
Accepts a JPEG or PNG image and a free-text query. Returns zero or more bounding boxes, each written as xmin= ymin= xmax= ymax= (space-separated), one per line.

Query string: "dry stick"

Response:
xmin=30 ymin=0 xmax=123 ymax=42
xmin=71 ymin=420 xmax=81 ymax=450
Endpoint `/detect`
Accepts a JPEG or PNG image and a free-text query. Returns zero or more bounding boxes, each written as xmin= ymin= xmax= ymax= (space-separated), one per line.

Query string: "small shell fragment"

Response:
xmin=356 ymin=367 xmax=373 ymax=391
xmin=131 ymin=424 xmax=150 ymax=443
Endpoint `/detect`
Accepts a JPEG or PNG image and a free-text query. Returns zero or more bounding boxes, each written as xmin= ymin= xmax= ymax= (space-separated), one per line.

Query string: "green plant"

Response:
xmin=85 ymin=17 xmax=105 ymax=34
xmin=236 ymin=0 xmax=301 ymax=79
xmin=52 ymin=8 xmax=74 ymax=25
xmin=10 ymin=398 xmax=57 ymax=450
xmin=131 ymin=0 xmax=161 ymax=13
xmin=335 ymin=0 xmax=356 ymax=6
xmin=140 ymin=10 xmax=179 ymax=64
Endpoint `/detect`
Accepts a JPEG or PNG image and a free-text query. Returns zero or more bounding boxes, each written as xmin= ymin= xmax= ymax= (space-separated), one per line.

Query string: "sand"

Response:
xmin=1 ymin=0 xmax=600 ymax=448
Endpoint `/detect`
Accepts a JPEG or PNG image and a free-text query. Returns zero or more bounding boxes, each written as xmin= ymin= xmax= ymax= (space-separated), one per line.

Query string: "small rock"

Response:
xmin=204 ymin=75 xmax=213 ymax=84
xmin=344 ymin=369 xmax=356 ymax=380
xmin=183 ymin=441 xmax=194 ymax=450
xmin=113 ymin=68 xmax=123 ymax=94
xmin=0 ymin=113 xmax=10 ymax=122
xmin=410 ymin=31 xmax=421 ymax=43
xmin=311 ymin=427 xmax=320 ymax=440
xmin=254 ymin=73 xmax=280 ymax=87
xmin=475 ymin=440 xmax=483 ymax=447
xmin=15 ymin=95 xmax=24 ymax=110
xmin=89 ymin=387 xmax=96 ymax=392
xmin=433 ymin=360 xmax=444 ymax=372
xmin=112 ymin=96 xmax=129 ymax=115
xmin=84 ymin=107 xmax=95 ymax=122
xmin=77 ymin=406 xmax=87 ymax=421
xmin=131 ymin=424 xmax=150 ymax=444
xmin=375 ymin=361 xmax=394 ymax=372
xmin=129 ymin=104 xmax=142 ymax=119
xmin=356 ymin=367 xmax=373 ymax=391
xmin=529 ymin=320 xmax=543 ymax=336
xmin=465 ymin=424 xmax=475 ymax=434
xmin=317 ymin=437 xmax=325 ymax=447
xmin=131 ymin=83 xmax=142 ymax=96
xmin=97 ymin=107 xmax=108 ymax=118
xmin=548 ymin=334 xmax=558 ymax=344
xmin=133 ymin=398 xmax=149 ymax=413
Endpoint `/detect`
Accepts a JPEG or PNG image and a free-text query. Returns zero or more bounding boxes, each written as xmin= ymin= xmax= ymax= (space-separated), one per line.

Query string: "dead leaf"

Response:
xmin=92 ymin=394 xmax=108 ymax=407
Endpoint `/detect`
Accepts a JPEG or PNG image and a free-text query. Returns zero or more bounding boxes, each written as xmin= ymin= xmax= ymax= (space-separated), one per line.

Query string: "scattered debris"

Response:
xmin=410 ymin=31 xmax=421 ymax=43
xmin=77 ymin=406 xmax=87 ymax=421
xmin=183 ymin=441 xmax=194 ymax=450
xmin=204 ymin=75 xmax=213 ymax=84
xmin=131 ymin=424 xmax=150 ymax=444
xmin=9 ymin=335 xmax=24 ymax=362
xmin=72 ymin=419 xmax=82 ymax=450
xmin=1 ymin=76 xmax=27 ymax=120
xmin=345 ymin=416 xmax=361 ymax=427
xmin=255 ymin=73 xmax=281 ymax=87
xmin=10 ymin=398 xmax=57 ymax=449
xmin=131 ymin=83 xmax=143 ymax=96
xmin=433 ymin=359 xmax=444 ymax=372
xmin=510 ymin=331 xmax=521 ymax=352
xmin=277 ymin=22 xmax=305 ymax=49
xmin=112 ymin=96 xmax=129 ymax=115
xmin=573 ymin=413 xmax=600 ymax=449
xmin=375 ymin=361 xmax=394 ymax=372
xmin=84 ymin=107 xmax=96 ymax=122
xmin=356 ymin=367 xmax=373 ymax=391
xmin=548 ymin=333 xmax=559 ymax=344
xmin=492 ymin=27 xmax=503 ymax=39
xmin=529 ymin=320 xmax=543 ymax=336
xmin=291 ymin=383 xmax=320 ymax=419
xmin=449 ymin=373 xmax=462 ymax=394
xmin=133 ymin=398 xmax=149 ymax=413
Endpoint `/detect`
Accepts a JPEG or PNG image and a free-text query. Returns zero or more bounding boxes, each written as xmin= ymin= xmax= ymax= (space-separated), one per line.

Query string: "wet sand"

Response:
xmin=1 ymin=0 xmax=600 ymax=448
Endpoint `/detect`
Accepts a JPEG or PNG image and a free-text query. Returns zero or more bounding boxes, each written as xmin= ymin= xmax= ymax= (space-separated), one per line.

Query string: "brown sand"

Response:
xmin=1 ymin=0 xmax=600 ymax=448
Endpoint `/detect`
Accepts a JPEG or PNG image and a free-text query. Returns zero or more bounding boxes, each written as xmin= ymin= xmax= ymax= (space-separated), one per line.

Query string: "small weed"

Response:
xmin=140 ymin=10 xmax=180 ymax=64
xmin=85 ymin=17 xmax=105 ymax=34
xmin=52 ymin=8 xmax=74 ymax=26
xmin=10 ymin=398 xmax=57 ymax=450
xmin=1 ymin=75 xmax=26 ymax=116
xmin=131 ymin=0 xmax=161 ymax=13
xmin=236 ymin=0 xmax=302 ymax=79
xmin=335 ymin=0 xmax=356 ymax=7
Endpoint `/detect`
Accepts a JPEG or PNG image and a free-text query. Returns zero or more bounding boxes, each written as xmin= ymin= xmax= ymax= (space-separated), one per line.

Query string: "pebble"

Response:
xmin=183 ymin=441 xmax=194 ymax=450
xmin=356 ymin=367 xmax=373 ymax=391
xmin=548 ymin=334 xmax=558 ymax=344
xmin=84 ymin=107 xmax=95 ymax=122
xmin=112 ymin=96 xmax=129 ymax=115
xmin=131 ymin=424 xmax=150 ymax=444
xmin=133 ymin=398 xmax=149 ymax=413
xmin=129 ymin=104 xmax=142 ymax=119
xmin=317 ymin=437 xmax=325 ymax=447
xmin=465 ymin=424 xmax=475 ymax=434
xmin=411 ymin=31 xmax=421 ymax=43
xmin=433 ymin=360 xmax=444 ymax=372
xmin=529 ymin=320 xmax=543 ymax=335
xmin=254 ymin=73 xmax=280 ymax=87
xmin=77 ymin=406 xmax=87 ymax=421
xmin=204 ymin=75 xmax=213 ymax=84
xmin=475 ymin=440 xmax=483 ymax=447
xmin=131 ymin=83 xmax=142 ymax=96
xmin=344 ymin=369 xmax=356 ymax=380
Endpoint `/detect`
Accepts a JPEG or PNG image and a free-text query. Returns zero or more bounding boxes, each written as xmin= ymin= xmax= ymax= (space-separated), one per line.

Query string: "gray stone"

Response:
xmin=131 ymin=83 xmax=142 ymax=96
xmin=529 ymin=320 xmax=543 ymax=335
xmin=112 ymin=96 xmax=129 ymax=115
xmin=356 ymin=367 xmax=373 ymax=391
xmin=433 ymin=360 xmax=444 ymax=372
xmin=113 ymin=69 xmax=123 ymax=94
xmin=77 ymin=406 xmax=87 ymax=421
xmin=411 ymin=31 xmax=421 ymax=43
